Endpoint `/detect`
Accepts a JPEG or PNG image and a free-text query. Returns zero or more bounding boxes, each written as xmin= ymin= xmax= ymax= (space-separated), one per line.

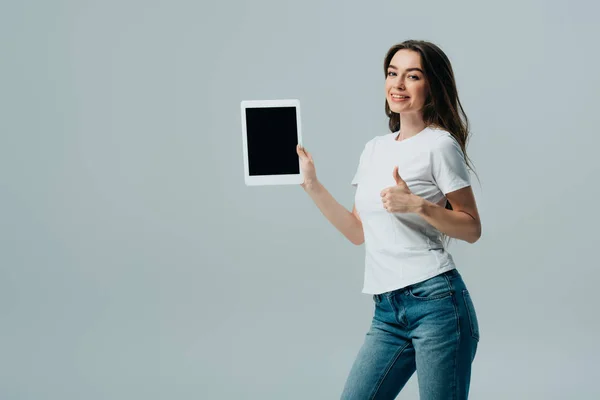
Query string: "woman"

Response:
xmin=296 ymin=40 xmax=482 ymax=399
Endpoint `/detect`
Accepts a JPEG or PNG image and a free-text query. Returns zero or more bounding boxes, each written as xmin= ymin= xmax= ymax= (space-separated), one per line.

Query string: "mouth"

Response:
xmin=390 ymin=94 xmax=410 ymax=102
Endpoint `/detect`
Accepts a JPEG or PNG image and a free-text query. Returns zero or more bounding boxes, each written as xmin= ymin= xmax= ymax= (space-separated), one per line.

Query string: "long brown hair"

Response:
xmin=383 ymin=40 xmax=478 ymax=185
xmin=384 ymin=40 xmax=479 ymax=245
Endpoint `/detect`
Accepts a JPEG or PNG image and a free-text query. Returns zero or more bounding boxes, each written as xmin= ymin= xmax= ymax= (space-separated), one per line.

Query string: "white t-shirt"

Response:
xmin=352 ymin=127 xmax=471 ymax=295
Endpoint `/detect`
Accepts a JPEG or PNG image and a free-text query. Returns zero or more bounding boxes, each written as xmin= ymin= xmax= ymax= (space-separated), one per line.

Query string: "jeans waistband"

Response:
xmin=374 ymin=269 xmax=460 ymax=302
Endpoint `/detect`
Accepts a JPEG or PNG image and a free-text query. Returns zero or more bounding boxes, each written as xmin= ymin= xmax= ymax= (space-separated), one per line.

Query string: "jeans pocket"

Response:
xmin=407 ymin=275 xmax=453 ymax=300
xmin=462 ymin=290 xmax=480 ymax=341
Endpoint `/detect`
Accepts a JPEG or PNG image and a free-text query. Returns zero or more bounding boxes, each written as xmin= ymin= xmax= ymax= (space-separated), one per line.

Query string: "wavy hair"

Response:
xmin=384 ymin=40 xmax=479 ymax=243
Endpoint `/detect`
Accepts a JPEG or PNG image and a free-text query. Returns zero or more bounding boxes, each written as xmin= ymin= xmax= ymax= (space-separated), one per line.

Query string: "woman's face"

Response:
xmin=385 ymin=49 xmax=429 ymax=115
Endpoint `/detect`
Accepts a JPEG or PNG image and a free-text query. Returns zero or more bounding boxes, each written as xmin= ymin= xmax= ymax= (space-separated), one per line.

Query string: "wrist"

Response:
xmin=303 ymin=179 xmax=321 ymax=193
xmin=415 ymin=195 xmax=431 ymax=215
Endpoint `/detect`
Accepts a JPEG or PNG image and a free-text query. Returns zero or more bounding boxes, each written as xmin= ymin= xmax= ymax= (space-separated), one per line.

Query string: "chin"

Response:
xmin=389 ymin=105 xmax=409 ymax=114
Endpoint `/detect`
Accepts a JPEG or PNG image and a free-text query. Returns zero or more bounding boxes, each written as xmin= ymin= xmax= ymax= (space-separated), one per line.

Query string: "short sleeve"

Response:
xmin=430 ymin=135 xmax=471 ymax=195
xmin=351 ymin=141 xmax=372 ymax=186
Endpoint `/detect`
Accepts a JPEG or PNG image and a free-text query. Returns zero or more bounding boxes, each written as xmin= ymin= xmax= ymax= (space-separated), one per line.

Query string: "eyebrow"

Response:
xmin=388 ymin=65 xmax=424 ymax=73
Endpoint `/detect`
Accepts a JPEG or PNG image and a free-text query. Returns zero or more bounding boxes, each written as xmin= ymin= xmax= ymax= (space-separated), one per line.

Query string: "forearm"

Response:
xmin=303 ymin=180 xmax=364 ymax=245
xmin=416 ymin=197 xmax=481 ymax=243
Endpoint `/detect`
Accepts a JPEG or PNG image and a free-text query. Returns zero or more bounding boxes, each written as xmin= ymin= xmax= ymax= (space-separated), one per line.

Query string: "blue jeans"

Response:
xmin=340 ymin=269 xmax=480 ymax=400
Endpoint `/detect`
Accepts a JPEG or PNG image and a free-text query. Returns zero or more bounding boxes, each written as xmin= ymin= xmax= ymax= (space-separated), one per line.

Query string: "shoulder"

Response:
xmin=427 ymin=128 xmax=463 ymax=154
xmin=426 ymin=127 xmax=454 ymax=143
xmin=359 ymin=132 xmax=395 ymax=152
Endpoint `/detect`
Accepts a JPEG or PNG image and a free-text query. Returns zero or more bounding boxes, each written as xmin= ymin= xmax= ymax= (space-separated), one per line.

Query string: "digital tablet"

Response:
xmin=240 ymin=99 xmax=304 ymax=186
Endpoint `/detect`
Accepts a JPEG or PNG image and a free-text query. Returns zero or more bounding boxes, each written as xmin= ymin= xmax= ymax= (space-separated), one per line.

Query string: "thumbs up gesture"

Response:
xmin=380 ymin=166 xmax=422 ymax=213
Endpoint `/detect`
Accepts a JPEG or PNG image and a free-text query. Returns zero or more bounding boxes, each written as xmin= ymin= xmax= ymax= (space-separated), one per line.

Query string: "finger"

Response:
xmin=297 ymin=145 xmax=307 ymax=159
xmin=298 ymin=145 xmax=311 ymax=159
xmin=393 ymin=166 xmax=403 ymax=185
xmin=305 ymin=149 xmax=313 ymax=162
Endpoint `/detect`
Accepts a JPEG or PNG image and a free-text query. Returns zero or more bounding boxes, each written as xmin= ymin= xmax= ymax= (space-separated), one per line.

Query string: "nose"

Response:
xmin=394 ymin=77 xmax=405 ymax=90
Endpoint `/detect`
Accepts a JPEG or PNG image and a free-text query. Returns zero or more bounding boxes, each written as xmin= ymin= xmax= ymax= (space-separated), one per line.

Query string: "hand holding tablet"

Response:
xmin=296 ymin=144 xmax=317 ymax=189
xmin=240 ymin=99 xmax=305 ymax=186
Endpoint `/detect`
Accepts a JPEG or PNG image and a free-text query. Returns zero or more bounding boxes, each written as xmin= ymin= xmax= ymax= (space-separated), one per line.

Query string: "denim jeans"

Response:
xmin=340 ymin=269 xmax=480 ymax=400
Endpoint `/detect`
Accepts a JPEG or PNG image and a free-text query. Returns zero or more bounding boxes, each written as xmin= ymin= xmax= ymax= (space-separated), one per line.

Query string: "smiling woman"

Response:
xmin=385 ymin=53 xmax=428 ymax=118
xmin=383 ymin=41 xmax=477 ymax=177
xmin=296 ymin=39 xmax=482 ymax=400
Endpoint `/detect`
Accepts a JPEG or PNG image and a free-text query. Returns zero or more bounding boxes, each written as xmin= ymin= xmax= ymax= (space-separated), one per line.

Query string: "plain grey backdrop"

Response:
xmin=2 ymin=0 xmax=599 ymax=399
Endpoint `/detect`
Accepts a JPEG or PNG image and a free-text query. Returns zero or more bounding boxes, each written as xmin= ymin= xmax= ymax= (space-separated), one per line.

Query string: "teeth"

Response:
xmin=392 ymin=95 xmax=408 ymax=99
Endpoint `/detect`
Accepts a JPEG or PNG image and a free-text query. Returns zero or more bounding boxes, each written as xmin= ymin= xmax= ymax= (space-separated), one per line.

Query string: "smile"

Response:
xmin=391 ymin=94 xmax=410 ymax=101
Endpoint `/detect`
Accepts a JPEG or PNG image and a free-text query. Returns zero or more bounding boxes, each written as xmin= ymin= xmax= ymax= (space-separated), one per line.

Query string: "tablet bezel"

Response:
xmin=240 ymin=99 xmax=304 ymax=186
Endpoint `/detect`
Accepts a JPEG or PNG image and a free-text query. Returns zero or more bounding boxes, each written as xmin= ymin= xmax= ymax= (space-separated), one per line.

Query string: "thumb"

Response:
xmin=393 ymin=166 xmax=403 ymax=185
xmin=297 ymin=144 xmax=312 ymax=162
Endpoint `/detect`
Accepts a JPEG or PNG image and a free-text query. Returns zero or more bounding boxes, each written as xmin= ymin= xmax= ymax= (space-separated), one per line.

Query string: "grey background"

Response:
xmin=1 ymin=0 xmax=598 ymax=399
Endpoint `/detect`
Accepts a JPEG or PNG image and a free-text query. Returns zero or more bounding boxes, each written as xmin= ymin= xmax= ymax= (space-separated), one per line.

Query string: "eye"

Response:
xmin=409 ymin=75 xmax=420 ymax=80
xmin=387 ymin=71 xmax=397 ymax=77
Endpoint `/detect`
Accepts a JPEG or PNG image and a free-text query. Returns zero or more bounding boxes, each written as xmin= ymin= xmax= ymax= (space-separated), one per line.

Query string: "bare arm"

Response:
xmin=303 ymin=181 xmax=364 ymax=245
xmin=415 ymin=186 xmax=481 ymax=243
xmin=296 ymin=144 xmax=364 ymax=245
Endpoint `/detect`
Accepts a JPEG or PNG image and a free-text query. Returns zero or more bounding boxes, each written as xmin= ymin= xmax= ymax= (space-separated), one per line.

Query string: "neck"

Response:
xmin=396 ymin=112 xmax=427 ymax=141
